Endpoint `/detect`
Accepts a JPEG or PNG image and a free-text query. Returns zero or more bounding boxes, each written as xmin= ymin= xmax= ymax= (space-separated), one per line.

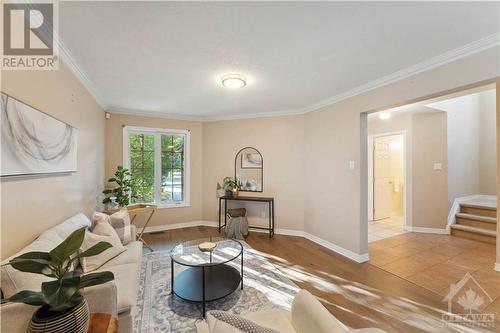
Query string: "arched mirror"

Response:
xmin=235 ymin=147 xmax=263 ymax=192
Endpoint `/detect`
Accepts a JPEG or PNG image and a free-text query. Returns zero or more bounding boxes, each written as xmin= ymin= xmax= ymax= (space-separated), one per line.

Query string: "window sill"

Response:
xmin=156 ymin=203 xmax=191 ymax=209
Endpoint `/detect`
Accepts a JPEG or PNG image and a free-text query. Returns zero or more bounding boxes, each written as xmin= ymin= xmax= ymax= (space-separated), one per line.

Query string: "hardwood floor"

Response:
xmin=143 ymin=227 xmax=499 ymax=332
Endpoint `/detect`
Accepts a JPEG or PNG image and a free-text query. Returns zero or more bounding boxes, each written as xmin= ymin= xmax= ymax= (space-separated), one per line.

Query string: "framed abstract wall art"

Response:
xmin=1 ymin=92 xmax=77 ymax=177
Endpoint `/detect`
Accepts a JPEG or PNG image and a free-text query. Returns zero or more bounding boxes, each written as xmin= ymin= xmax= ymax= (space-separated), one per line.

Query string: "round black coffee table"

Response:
xmin=170 ymin=237 xmax=243 ymax=317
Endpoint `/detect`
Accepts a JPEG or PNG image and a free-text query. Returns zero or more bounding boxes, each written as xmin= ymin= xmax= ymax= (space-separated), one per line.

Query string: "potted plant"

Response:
xmin=2 ymin=228 xmax=114 ymax=333
xmin=222 ymin=177 xmax=238 ymax=198
xmin=102 ymin=165 xmax=134 ymax=210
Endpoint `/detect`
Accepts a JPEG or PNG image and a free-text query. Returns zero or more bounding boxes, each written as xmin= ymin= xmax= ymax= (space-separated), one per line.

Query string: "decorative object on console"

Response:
xmin=235 ymin=147 xmax=263 ymax=192
xmin=102 ymin=165 xmax=134 ymax=210
xmin=2 ymin=228 xmax=114 ymax=333
xmin=0 ymin=92 xmax=78 ymax=177
xmin=222 ymin=176 xmax=239 ymax=198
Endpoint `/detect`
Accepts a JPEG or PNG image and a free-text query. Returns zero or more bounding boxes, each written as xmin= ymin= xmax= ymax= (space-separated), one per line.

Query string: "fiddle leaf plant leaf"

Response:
xmin=8 ymin=290 xmax=48 ymax=307
xmin=7 ymin=252 xmax=55 ymax=277
xmin=76 ymin=242 xmax=112 ymax=259
xmin=49 ymin=228 xmax=86 ymax=263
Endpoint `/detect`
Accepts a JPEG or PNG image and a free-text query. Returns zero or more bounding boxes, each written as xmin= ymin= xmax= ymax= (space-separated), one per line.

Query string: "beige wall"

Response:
xmin=1 ymin=63 xmax=105 ymax=259
xmin=202 ymin=116 xmax=305 ymax=231
xmin=496 ymin=80 xmax=499 ymax=266
xmin=479 ymin=90 xmax=497 ymax=194
xmin=105 ymin=113 xmax=203 ymax=228
xmin=304 ymin=47 xmax=498 ymax=256
xmin=412 ymin=112 xmax=448 ymax=229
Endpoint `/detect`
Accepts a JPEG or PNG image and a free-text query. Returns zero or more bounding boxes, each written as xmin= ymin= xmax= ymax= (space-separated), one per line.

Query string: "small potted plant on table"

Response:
xmin=102 ymin=165 xmax=134 ymax=213
xmin=222 ymin=177 xmax=239 ymax=198
xmin=1 ymin=228 xmax=114 ymax=333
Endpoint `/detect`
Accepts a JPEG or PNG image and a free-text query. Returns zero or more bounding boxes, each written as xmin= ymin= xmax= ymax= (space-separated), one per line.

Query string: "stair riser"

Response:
xmin=456 ymin=217 xmax=497 ymax=230
xmin=451 ymin=229 xmax=496 ymax=244
xmin=460 ymin=206 xmax=496 ymax=218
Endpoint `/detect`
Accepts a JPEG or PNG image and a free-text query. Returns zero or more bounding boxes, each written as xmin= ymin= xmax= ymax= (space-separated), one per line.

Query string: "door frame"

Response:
xmin=367 ymin=131 xmax=407 ymax=229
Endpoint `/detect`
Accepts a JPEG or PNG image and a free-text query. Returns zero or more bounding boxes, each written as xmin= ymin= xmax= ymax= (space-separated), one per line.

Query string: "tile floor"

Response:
xmin=369 ymin=232 xmax=499 ymax=316
xmin=368 ymin=215 xmax=407 ymax=242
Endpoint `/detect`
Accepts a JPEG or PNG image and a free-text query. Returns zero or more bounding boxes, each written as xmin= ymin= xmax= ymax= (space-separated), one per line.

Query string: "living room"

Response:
xmin=1 ymin=2 xmax=499 ymax=333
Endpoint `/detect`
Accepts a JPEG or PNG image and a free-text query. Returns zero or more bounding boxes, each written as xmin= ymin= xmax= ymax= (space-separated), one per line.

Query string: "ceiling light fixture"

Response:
xmin=221 ymin=74 xmax=246 ymax=89
xmin=379 ymin=112 xmax=391 ymax=120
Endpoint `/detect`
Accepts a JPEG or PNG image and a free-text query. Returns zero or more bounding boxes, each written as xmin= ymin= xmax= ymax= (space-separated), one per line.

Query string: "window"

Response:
xmin=123 ymin=126 xmax=190 ymax=208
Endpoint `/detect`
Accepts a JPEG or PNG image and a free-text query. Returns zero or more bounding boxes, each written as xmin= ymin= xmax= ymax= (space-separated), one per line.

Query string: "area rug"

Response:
xmin=133 ymin=242 xmax=300 ymax=333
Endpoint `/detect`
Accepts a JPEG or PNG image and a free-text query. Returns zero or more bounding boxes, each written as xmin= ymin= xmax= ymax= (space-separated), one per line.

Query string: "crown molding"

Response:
xmin=58 ymin=40 xmax=109 ymax=110
xmin=58 ymin=27 xmax=498 ymax=121
xmin=109 ymin=107 xmax=204 ymax=122
xmin=298 ymin=33 xmax=500 ymax=114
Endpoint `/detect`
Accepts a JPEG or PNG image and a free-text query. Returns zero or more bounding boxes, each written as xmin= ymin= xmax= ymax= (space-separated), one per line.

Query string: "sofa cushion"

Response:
xmin=291 ymin=290 xmax=347 ymax=333
xmin=96 ymin=263 xmax=139 ymax=314
xmin=243 ymin=308 xmax=296 ymax=333
xmin=47 ymin=213 xmax=92 ymax=240
xmin=1 ymin=230 xmax=63 ymax=298
xmin=100 ymin=241 xmax=142 ymax=269
xmin=207 ymin=310 xmax=279 ymax=333
xmin=80 ymin=213 xmax=126 ymax=272
xmin=109 ymin=209 xmax=133 ymax=245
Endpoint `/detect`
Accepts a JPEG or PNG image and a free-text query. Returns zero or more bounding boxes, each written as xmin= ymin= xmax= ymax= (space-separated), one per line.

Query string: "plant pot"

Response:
xmin=28 ymin=298 xmax=89 ymax=333
xmin=225 ymin=190 xmax=233 ymax=198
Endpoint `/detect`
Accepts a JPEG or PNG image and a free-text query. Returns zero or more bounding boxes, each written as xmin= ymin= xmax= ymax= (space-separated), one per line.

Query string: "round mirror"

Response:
xmin=235 ymin=147 xmax=263 ymax=192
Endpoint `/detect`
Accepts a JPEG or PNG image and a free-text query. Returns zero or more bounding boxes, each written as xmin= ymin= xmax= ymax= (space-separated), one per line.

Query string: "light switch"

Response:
xmin=349 ymin=160 xmax=356 ymax=170
xmin=433 ymin=163 xmax=442 ymax=170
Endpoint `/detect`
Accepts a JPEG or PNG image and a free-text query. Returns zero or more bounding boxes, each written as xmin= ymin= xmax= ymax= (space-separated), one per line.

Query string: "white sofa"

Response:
xmin=0 ymin=213 xmax=141 ymax=333
xmin=197 ymin=290 xmax=387 ymax=333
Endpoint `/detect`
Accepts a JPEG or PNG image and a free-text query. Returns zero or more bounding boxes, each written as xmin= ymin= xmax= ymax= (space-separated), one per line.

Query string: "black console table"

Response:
xmin=218 ymin=195 xmax=275 ymax=238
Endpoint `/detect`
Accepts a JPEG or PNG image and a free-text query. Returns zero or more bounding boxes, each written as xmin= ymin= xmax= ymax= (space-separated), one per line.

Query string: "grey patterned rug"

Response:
xmin=133 ymin=242 xmax=300 ymax=333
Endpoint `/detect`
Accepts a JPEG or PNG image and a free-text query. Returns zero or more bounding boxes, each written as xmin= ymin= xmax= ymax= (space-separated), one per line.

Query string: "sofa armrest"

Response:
xmin=1 ymin=301 xmax=37 ymax=332
xmin=81 ymin=281 xmax=118 ymax=316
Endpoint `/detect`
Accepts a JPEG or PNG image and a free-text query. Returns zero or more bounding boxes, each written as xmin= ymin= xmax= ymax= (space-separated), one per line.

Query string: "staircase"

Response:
xmin=450 ymin=202 xmax=497 ymax=244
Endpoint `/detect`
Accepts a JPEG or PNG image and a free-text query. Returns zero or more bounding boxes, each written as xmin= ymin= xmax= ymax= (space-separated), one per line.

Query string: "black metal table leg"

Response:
xmin=171 ymin=258 xmax=174 ymax=295
xmin=202 ymin=266 xmax=206 ymax=317
xmin=218 ymin=198 xmax=221 ymax=232
xmin=224 ymin=198 xmax=228 ymax=228
xmin=272 ymin=200 xmax=275 ymax=237
xmin=241 ymin=250 xmax=244 ymax=290
xmin=268 ymin=201 xmax=272 ymax=238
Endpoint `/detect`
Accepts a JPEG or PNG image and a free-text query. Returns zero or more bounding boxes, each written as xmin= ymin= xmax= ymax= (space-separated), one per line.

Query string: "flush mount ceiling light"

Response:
xmin=379 ymin=111 xmax=391 ymax=120
xmin=221 ymin=74 xmax=246 ymax=89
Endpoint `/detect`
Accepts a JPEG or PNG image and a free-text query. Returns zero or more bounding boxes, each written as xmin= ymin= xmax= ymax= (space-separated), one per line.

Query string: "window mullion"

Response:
xmin=154 ymin=133 xmax=162 ymax=205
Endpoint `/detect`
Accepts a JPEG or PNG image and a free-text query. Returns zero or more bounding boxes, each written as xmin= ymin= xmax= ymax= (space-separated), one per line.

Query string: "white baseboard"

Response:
xmin=495 ymin=263 xmax=500 ymax=272
xmin=138 ymin=221 xmax=369 ymax=264
xmin=405 ymin=226 xmax=449 ymax=234
xmin=303 ymin=232 xmax=370 ymax=263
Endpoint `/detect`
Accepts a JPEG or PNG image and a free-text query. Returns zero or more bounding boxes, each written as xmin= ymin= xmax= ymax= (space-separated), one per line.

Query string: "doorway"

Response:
xmin=368 ymin=132 xmax=406 ymax=242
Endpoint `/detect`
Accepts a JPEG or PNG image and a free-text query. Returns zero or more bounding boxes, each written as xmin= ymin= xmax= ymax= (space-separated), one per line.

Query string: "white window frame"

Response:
xmin=123 ymin=126 xmax=190 ymax=209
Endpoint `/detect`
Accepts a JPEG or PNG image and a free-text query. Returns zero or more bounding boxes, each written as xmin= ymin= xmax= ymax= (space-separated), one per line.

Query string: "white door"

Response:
xmin=373 ymin=137 xmax=392 ymax=220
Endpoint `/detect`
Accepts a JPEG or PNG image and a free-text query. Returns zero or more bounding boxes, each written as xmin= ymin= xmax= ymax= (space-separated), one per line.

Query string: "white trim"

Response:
xmin=122 ymin=126 xmax=191 ymax=207
xmin=405 ymin=226 xmax=449 ymax=234
xmin=447 ymin=195 xmax=497 ymax=227
xmin=303 ymin=232 xmax=370 ymax=263
xmin=367 ymin=131 xmax=407 ymax=229
xmin=59 ymin=32 xmax=498 ymax=121
xmin=137 ymin=221 xmax=369 ymax=263
xmin=494 ymin=263 xmax=500 ymax=272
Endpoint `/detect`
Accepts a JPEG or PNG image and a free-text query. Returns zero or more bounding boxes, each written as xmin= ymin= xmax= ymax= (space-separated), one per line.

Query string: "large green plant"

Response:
xmin=102 ymin=165 xmax=133 ymax=207
xmin=1 ymin=228 xmax=114 ymax=313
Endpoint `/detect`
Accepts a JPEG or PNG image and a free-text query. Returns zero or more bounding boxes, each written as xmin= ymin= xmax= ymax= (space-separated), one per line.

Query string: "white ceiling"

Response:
xmin=59 ymin=1 xmax=499 ymax=120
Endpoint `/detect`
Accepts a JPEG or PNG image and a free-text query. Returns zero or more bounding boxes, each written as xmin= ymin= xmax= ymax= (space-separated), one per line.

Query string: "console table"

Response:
xmin=218 ymin=195 xmax=274 ymax=238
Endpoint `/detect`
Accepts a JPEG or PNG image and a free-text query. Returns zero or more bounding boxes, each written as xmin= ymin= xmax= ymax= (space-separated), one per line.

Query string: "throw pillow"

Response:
xmin=110 ymin=208 xmax=133 ymax=245
xmin=80 ymin=213 xmax=126 ymax=272
xmin=206 ymin=311 xmax=279 ymax=333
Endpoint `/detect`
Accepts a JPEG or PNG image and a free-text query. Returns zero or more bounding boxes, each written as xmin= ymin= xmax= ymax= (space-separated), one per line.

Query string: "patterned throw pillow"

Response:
xmin=109 ymin=209 xmax=132 ymax=245
xmin=206 ymin=311 xmax=279 ymax=333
